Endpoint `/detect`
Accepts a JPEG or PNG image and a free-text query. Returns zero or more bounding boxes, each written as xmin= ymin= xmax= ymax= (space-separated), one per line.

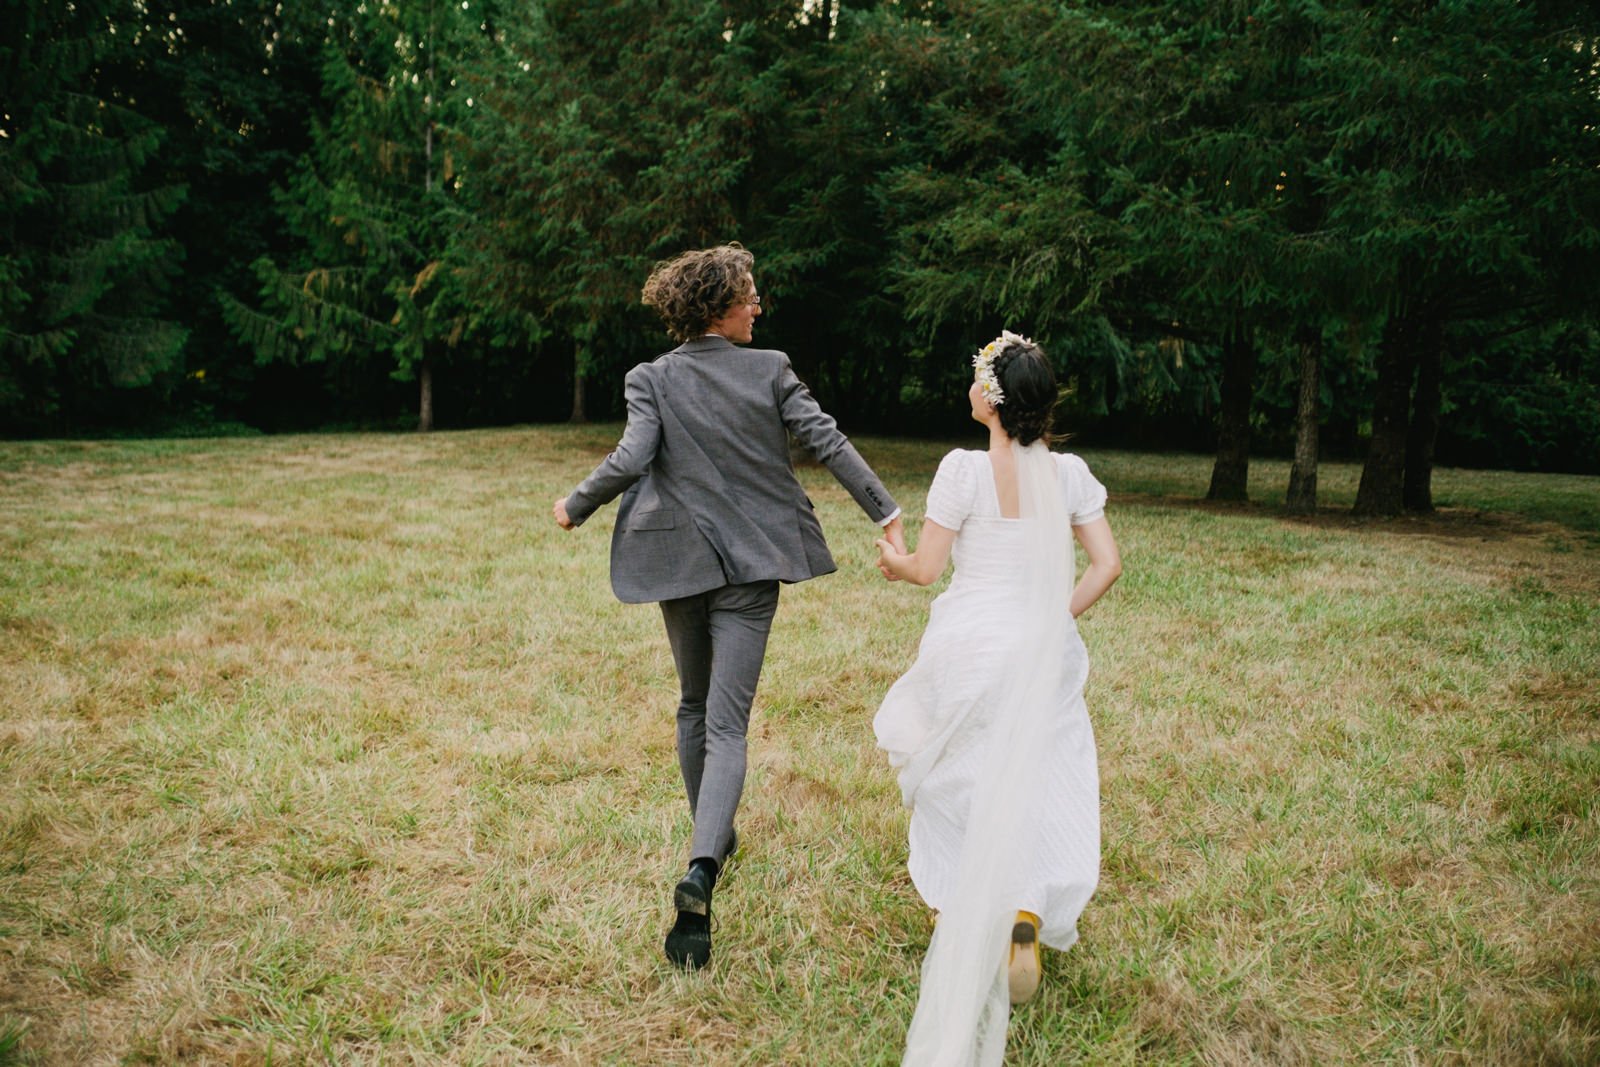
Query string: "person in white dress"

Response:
xmin=873 ymin=331 xmax=1122 ymax=1067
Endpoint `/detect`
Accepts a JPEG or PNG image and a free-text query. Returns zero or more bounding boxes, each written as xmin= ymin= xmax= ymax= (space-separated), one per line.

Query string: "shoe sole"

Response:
xmin=673 ymin=878 xmax=710 ymax=917
xmin=1008 ymin=920 xmax=1040 ymax=1005
xmin=664 ymin=878 xmax=711 ymax=970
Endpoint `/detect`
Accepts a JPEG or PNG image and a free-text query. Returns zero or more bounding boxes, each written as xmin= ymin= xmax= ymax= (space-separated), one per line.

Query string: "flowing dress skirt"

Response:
xmin=874 ymin=516 xmax=1100 ymax=951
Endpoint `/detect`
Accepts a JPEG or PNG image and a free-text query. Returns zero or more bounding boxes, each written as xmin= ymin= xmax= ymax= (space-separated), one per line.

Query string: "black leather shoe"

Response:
xmin=664 ymin=863 xmax=714 ymax=970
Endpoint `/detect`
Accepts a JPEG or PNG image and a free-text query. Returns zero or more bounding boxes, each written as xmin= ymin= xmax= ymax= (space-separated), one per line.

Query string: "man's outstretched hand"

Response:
xmin=553 ymin=497 xmax=575 ymax=530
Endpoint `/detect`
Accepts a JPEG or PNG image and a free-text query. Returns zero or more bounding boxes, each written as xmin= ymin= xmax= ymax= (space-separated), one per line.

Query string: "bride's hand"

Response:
xmin=875 ymin=538 xmax=903 ymax=582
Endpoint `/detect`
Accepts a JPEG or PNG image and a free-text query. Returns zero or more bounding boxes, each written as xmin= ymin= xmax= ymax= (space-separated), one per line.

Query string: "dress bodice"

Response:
xmin=929 ymin=450 xmax=1106 ymax=596
xmin=948 ymin=517 xmax=1042 ymax=592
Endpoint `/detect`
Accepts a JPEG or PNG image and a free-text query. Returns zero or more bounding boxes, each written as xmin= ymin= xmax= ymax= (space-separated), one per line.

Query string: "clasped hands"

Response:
xmin=876 ymin=515 xmax=907 ymax=582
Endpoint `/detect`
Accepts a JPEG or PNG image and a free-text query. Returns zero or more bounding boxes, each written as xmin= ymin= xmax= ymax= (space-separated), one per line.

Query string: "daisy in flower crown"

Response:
xmin=972 ymin=329 xmax=1034 ymax=407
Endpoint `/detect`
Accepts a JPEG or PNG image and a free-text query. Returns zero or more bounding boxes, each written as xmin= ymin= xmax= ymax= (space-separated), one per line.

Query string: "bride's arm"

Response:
xmin=876 ymin=519 xmax=957 ymax=586
xmin=1069 ymin=517 xmax=1122 ymax=617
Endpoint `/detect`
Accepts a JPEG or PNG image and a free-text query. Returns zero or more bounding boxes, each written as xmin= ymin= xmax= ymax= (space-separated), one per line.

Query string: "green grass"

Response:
xmin=1 ymin=426 xmax=1597 ymax=1064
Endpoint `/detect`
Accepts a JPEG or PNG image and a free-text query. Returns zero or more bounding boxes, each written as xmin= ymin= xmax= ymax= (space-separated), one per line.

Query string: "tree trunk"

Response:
xmin=1206 ymin=327 xmax=1258 ymax=502
xmin=417 ymin=356 xmax=434 ymax=433
xmin=1403 ymin=317 xmax=1444 ymax=513
xmin=1285 ymin=333 xmax=1321 ymax=514
xmin=570 ymin=362 xmax=587 ymax=423
xmin=418 ymin=38 xmax=436 ymax=435
xmin=1353 ymin=313 xmax=1420 ymax=516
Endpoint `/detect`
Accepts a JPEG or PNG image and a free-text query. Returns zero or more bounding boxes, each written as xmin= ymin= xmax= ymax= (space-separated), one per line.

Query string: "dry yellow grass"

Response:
xmin=1 ymin=426 xmax=1596 ymax=1065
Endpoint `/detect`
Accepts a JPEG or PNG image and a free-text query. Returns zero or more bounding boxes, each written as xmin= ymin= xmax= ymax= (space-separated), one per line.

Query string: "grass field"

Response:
xmin=2 ymin=425 xmax=1597 ymax=1065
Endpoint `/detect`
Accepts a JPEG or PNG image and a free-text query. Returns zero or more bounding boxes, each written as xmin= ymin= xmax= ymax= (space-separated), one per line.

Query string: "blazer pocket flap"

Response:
xmin=629 ymin=508 xmax=677 ymax=531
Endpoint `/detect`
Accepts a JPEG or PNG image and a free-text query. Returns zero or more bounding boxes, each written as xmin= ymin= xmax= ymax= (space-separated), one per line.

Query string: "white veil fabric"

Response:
xmin=897 ymin=439 xmax=1081 ymax=1067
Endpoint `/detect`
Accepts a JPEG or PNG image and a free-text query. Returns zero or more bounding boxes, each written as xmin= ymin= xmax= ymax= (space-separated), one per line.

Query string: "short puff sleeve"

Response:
xmin=1057 ymin=453 xmax=1108 ymax=526
xmin=924 ymin=450 xmax=978 ymax=531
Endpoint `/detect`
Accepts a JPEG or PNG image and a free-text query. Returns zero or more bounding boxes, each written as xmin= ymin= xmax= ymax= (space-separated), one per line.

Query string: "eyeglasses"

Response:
xmin=744 ymin=294 xmax=762 ymax=306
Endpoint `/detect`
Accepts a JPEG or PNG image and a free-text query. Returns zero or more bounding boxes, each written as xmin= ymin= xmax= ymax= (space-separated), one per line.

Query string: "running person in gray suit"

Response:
xmin=553 ymin=244 xmax=905 ymax=970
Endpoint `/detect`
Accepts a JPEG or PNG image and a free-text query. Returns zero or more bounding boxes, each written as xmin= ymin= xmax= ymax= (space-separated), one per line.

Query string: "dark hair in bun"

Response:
xmin=994 ymin=341 xmax=1056 ymax=446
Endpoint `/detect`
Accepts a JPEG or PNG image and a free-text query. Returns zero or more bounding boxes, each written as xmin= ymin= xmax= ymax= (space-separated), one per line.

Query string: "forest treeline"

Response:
xmin=3 ymin=1 xmax=1598 ymax=509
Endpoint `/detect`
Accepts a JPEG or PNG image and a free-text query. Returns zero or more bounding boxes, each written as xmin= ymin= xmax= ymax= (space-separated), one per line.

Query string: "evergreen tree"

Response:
xmin=223 ymin=0 xmax=499 ymax=431
xmin=106 ymin=0 xmax=322 ymax=431
xmin=470 ymin=0 xmax=786 ymax=422
xmin=876 ymin=0 xmax=1600 ymax=491
xmin=1322 ymin=3 xmax=1600 ymax=513
xmin=0 ymin=1 xmax=187 ymax=432
xmin=875 ymin=0 xmax=1337 ymax=474
xmin=731 ymin=1 xmax=925 ymax=426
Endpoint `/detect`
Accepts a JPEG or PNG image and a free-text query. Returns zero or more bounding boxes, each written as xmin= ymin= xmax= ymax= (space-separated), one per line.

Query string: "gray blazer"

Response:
xmin=564 ymin=336 xmax=899 ymax=604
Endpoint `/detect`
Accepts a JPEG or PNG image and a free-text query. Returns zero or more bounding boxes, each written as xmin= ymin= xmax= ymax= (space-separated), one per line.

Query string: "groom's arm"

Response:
xmin=559 ymin=364 xmax=662 ymax=528
xmin=774 ymin=355 xmax=900 ymax=526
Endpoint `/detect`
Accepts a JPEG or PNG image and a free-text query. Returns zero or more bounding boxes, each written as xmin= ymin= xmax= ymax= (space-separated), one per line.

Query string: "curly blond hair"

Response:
xmin=640 ymin=244 xmax=756 ymax=343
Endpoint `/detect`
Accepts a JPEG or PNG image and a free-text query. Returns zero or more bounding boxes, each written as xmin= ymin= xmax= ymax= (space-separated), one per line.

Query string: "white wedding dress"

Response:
xmin=875 ymin=445 xmax=1107 ymax=1067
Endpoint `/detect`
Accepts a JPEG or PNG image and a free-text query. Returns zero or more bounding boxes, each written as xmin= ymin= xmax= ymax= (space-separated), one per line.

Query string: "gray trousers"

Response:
xmin=659 ymin=580 xmax=780 ymax=867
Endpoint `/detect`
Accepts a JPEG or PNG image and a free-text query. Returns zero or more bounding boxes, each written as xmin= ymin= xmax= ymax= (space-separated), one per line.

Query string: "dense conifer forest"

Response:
xmin=4 ymin=2 xmax=1598 ymax=505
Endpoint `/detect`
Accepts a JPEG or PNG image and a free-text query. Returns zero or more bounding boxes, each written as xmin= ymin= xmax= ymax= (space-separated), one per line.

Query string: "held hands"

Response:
xmin=875 ymin=515 xmax=908 ymax=582
xmin=553 ymin=497 xmax=575 ymax=531
xmin=883 ymin=514 xmax=907 ymax=554
xmin=875 ymin=537 xmax=905 ymax=582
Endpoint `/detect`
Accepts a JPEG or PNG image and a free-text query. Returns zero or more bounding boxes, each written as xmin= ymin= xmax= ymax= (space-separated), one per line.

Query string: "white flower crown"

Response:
xmin=972 ymin=329 xmax=1034 ymax=406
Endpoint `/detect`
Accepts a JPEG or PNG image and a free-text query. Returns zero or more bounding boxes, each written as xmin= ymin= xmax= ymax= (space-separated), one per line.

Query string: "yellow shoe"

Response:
xmin=1008 ymin=911 xmax=1041 ymax=1005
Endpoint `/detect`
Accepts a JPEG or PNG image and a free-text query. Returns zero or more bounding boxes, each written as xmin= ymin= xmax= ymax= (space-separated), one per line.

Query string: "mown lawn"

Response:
xmin=1 ymin=426 xmax=1596 ymax=1065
